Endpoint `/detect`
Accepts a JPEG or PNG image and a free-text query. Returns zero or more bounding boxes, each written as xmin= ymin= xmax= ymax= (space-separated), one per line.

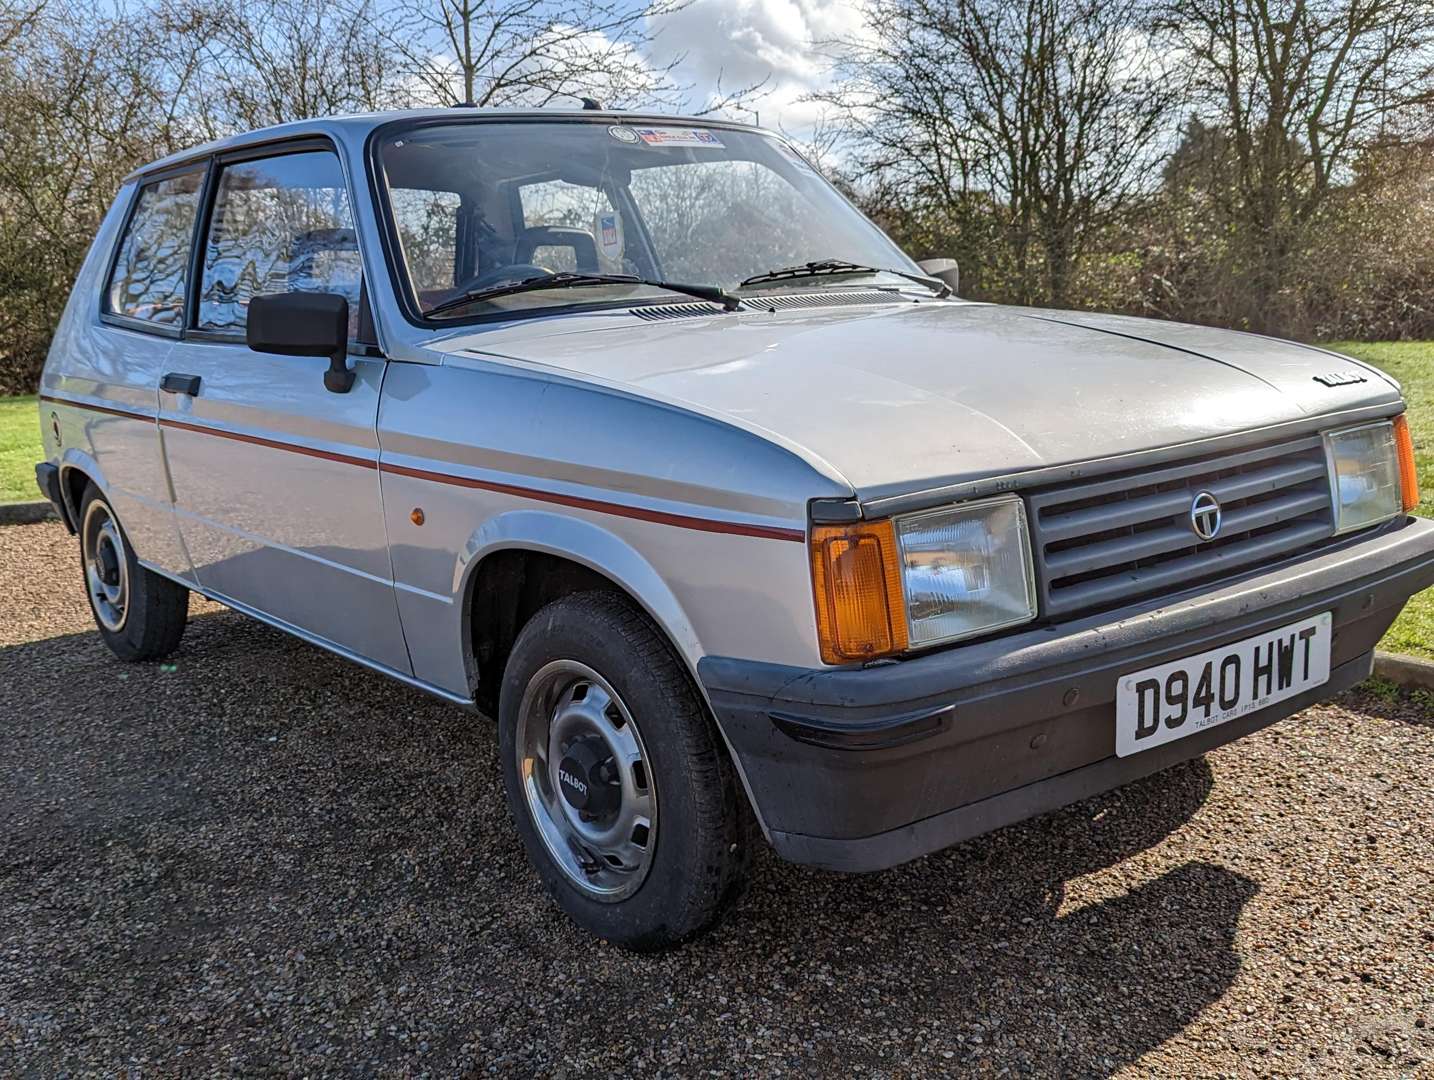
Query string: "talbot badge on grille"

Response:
xmin=1190 ymin=491 xmax=1222 ymax=541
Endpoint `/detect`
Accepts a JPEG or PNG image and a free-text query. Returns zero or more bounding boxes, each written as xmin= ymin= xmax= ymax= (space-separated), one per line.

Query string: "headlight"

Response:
xmin=809 ymin=495 xmax=1037 ymax=664
xmin=894 ymin=495 xmax=1037 ymax=647
xmin=1324 ymin=421 xmax=1403 ymax=535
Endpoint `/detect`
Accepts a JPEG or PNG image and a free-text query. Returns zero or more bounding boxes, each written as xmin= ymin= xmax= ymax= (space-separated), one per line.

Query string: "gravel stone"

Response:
xmin=1 ymin=520 xmax=1431 ymax=1075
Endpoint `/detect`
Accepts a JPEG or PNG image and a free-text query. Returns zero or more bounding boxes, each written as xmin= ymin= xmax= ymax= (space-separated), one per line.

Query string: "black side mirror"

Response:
xmin=246 ymin=292 xmax=355 ymax=394
xmin=916 ymin=258 xmax=960 ymax=295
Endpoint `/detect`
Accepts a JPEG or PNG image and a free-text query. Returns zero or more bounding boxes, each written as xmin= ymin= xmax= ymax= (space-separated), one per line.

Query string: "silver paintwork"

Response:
xmin=42 ymin=185 xmax=195 ymax=582
xmin=517 ymin=659 xmax=657 ymax=901
xmin=158 ymin=342 xmax=411 ymax=672
xmin=38 ymin=109 xmax=1410 ymax=717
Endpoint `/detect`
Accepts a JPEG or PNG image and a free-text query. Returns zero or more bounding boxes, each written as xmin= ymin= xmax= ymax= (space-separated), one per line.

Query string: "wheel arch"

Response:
xmin=57 ymin=449 xmax=108 ymax=523
xmin=458 ymin=512 xmax=774 ymax=841
xmin=457 ymin=510 xmax=704 ymax=714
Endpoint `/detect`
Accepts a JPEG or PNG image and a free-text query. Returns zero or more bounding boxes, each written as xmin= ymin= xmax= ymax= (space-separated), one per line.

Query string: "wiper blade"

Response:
xmin=425 ymin=272 xmax=740 ymax=319
xmin=739 ymin=259 xmax=950 ymax=298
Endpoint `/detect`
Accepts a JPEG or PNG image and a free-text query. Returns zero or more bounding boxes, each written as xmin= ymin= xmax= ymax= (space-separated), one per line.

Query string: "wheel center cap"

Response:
xmin=556 ymin=736 xmax=619 ymax=816
xmin=98 ymin=541 xmax=120 ymax=586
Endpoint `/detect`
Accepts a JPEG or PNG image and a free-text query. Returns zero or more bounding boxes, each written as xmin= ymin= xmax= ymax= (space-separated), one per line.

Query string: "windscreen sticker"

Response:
xmin=596 ymin=210 xmax=624 ymax=262
xmin=608 ymin=125 xmax=640 ymax=143
xmin=629 ymin=126 xmax=725 ymax=149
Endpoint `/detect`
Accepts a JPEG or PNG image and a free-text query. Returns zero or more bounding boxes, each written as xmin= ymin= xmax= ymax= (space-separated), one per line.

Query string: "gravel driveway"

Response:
xmin=1 ymin=519 xmax=1431 ymax=1076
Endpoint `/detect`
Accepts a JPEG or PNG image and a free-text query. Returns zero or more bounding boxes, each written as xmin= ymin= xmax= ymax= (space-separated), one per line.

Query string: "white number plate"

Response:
xmin=1115 ymin=612 xmax=1332 ymax=757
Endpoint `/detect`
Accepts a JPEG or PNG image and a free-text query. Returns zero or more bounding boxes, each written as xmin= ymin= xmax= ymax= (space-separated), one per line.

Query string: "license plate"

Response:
xmin=1115 ymin=612 xmax=1332 ymax=757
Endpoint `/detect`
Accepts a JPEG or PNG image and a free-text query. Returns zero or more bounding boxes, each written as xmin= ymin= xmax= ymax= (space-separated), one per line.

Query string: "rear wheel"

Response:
xmin=79 ymin=484 xmax=188 ymax=661
xmin=499 ymin=590 xmax=752 ymax=950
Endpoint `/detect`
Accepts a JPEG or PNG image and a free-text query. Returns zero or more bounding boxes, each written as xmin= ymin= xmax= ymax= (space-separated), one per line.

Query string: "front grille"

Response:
xmin=1028 ymin=436 xmax=1335 ymax=618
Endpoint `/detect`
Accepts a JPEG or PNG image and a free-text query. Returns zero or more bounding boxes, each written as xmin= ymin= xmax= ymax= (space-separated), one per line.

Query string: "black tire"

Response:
xmin=78 ymin=484 xmax=188 ymax=661
xmin=499 ymin=590 xmax=753 ymax=950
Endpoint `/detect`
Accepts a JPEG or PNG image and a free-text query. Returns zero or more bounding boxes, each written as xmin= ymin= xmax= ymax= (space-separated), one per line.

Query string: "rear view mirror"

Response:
xmin=246 ymin=292 xmax=354 ymax=394
xmin=917 ymin=258 xmax=960 ymax=295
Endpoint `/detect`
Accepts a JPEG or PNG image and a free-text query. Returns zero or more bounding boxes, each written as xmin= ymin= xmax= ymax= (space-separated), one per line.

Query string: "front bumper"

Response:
xmin=699 ymin=516 xmax=1434 ymax=872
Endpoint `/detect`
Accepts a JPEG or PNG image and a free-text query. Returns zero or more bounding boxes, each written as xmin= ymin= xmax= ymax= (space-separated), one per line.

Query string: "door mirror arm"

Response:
xmin=323 ymin=356 xmax=357 ymax=394
xmin=246 ymin=292 xmax=356 ymax=394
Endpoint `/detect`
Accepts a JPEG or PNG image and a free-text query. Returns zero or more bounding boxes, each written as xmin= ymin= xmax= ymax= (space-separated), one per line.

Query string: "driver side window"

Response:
xmin=198 ymin=149 xmax=360 ymax=335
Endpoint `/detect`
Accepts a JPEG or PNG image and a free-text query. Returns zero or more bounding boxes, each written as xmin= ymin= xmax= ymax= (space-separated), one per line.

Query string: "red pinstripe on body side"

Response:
xmin=41 ymin=392 xmax=806 ymax=543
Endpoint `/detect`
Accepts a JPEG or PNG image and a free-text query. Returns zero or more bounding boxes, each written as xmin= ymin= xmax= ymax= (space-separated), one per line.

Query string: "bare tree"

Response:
xmin=0 ymin=0 xmax=45 ymax=51
xmin=1161 ymin=0 xmax=1434 ymax=332
xmin=0 ymin=0 xmax=203 ymax=390
xmin=154 ymin=0 xmax=415 ymax=137
xmin=819 ymin=0 xmax=1178 ymax=306
xmin=380 ymin=0 xmax=689 ymax=109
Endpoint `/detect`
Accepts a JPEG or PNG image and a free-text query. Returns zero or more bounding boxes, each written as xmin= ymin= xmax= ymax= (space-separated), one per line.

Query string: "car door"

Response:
xmin=50 ymin=166 xmax=207 ymax=582
xmin=157 ymin=141 xmax=411 ymax=674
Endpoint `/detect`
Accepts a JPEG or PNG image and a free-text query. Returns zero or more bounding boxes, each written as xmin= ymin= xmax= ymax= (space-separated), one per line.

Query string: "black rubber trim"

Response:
xmin=807 ymin=497 xmax=863 ymax=524
xmin=769 ymin=651 xmax=1372 ymax=872
xmin=33 ymin=462 xmax=74 ymax=533
xmin=771 ymin=703 xmax=954 ymax=750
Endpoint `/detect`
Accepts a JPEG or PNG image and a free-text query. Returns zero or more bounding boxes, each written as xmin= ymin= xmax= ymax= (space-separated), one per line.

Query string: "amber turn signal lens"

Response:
xmin=810 ymin=520 xmax=908 ymax=664
xmin=1393 ymin=414 xmax=1419 ymax=512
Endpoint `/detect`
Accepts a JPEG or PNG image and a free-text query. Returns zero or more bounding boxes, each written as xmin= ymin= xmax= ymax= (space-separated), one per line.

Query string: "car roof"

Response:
xmin=126 ymin=108 xmax=773 ymax=182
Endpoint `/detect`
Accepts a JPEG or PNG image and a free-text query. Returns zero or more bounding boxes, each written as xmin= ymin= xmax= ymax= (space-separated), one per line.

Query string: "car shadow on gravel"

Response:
xmin=707 ymin=754 xmax=1255 ymax=1075
xmin=0 ymin=609 xmax=1258 ymax=1075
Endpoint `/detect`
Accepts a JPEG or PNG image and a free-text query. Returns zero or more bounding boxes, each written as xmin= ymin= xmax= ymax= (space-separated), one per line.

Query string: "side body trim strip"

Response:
xmin=43 ymin=391 xmax=805 ymax=543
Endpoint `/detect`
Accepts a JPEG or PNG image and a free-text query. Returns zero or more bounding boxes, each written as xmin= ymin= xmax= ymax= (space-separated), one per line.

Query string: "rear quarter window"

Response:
xmin=105 ymin=171 xmax=205 ymax=326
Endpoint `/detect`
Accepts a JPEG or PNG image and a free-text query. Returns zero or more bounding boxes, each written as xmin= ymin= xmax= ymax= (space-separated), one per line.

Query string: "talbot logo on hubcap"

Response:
xmin=1190 ymin=491 xmax=1222 ymax=541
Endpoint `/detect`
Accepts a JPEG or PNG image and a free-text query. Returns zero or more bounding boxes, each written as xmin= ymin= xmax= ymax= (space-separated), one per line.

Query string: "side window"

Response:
xmin=198 ymin=150 xmax=360 ymax=334
xmin=105 ymin=170 xmax=204 ymax=326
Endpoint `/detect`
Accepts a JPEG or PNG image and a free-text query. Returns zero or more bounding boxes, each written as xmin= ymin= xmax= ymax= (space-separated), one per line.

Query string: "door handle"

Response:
xmin=161 ymin=372 xmax=202 ymax=396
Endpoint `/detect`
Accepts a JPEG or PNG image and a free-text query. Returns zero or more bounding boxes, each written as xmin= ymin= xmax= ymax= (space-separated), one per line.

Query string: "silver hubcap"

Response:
xmin=516 ymin=660 xmax=657 ymax=902
xmin=82 ymin=501 xmax=129 ymax=633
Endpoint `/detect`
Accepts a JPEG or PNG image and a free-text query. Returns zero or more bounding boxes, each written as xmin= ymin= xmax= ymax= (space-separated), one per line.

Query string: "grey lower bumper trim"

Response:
xmin=700 ymin=516 xmax=1434 ymax=869
xmin=769 ymin=651 xmax=1371 ymax=872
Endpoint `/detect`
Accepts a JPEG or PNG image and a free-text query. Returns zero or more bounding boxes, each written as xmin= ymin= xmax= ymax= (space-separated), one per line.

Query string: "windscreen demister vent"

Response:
xmin=629 ymin=289 xmax=908 ymax=321
xmin=751 ymin=289 xmax=905 ymax=311
xmin=630 ymin=302 xmax=729 ymax=321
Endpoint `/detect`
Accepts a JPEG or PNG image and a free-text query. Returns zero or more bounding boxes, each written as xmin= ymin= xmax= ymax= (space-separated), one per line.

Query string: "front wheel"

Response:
xmin=499 ymin=591 xmax=753 ymax=950
xmin=79 ymin=484 xmax=188 ymax=661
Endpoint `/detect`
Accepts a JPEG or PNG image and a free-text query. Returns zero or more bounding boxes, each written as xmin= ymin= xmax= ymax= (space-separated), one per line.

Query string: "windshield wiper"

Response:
xmin=739 ymin=259 xmax=950 ymax=298
xmin=425 ymin=272 xmax=740 ymax=319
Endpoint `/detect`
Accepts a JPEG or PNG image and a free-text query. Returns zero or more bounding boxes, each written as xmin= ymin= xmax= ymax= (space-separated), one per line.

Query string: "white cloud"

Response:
xmin=649 ymin=0 xmax=868 ymax=133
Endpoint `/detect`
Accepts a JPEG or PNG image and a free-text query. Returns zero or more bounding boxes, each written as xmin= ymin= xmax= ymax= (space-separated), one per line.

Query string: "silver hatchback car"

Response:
xmin=36 ymin=110 xmax=1434 ymax=949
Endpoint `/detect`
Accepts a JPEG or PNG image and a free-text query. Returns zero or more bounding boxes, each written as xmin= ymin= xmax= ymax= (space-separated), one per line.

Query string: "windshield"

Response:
xmin=374 ymin=119 xmax=923 ymax=320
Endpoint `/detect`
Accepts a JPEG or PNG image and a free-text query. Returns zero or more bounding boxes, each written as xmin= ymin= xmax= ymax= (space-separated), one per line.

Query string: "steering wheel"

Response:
xmin=455 ymin=263 xmax=554 ymax=294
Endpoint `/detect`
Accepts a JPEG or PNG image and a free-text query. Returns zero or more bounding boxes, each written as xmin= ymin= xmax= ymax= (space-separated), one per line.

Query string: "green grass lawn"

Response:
xmin=1329 ymin=341 xmax=1434 ymax=660
xmin=2 ymin=342 xmax=1431 ymax=655
xmin=0 ymin=394 xmax=39 ymax=504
